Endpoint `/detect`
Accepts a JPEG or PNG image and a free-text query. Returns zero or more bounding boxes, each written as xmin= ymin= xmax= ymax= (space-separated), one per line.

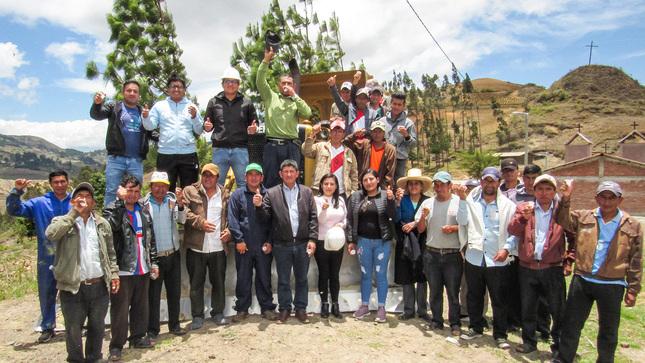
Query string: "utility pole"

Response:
xmin=586 ymin=41 xmax=598 ymax=65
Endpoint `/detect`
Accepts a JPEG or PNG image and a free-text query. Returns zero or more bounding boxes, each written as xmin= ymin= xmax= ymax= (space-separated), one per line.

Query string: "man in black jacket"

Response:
xmin=103 ymin=175 xmax=159 ymax=361
xmin=254 ymin=159 xmax=317 ymax=324
xmin=204 ymin=67 xmax=258 ymax=189
xmin=90 ymin=81 xmax=152 ymax=205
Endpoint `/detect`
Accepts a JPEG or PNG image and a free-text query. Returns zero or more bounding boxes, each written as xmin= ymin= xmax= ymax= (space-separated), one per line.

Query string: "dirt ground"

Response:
xmin=0 ymin=293 xmax=643 ymax=363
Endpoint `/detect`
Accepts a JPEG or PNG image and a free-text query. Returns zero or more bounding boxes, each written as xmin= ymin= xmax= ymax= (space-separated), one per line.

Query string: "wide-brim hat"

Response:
xmin=396 ymin=168 xmax=432 ymax=193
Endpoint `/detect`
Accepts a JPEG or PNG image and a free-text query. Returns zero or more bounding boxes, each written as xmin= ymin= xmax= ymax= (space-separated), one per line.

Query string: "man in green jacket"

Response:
xmin=46 ymin=182 xmax=120 ymax=363
xmin=257 ymin=47 xmax=312 ymax=188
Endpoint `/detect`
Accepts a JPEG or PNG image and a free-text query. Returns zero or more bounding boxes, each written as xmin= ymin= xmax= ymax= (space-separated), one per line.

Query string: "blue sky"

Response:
xmin=0 ymin=0 xmax=644 ymax=151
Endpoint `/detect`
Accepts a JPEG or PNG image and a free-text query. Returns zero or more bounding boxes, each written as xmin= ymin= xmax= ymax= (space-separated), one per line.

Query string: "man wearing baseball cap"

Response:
xmin=228 ymin=163 xmax=277 ymax=322
xmin=500 ymin=158 xmax=522 ymax=200
xmin=142 ymin=171 xmax=188 ymax=339
xmin=203 ymin=67 xmax=258 ymax=190
xmin=507 ymin=174 xmax=575 ymax=355
xmin=302 ymin=118 xmax=358 ymax=199
xmin=182 ymin=164 xmax=232 ymax=328
xmin=453 ymin=166 xmax=518 ymax=349
xmin=553 ymin=181 xmax=642 ymax=363
xmin=382 ymin=91 xmax=418 ymax=184
xmin=327 ymin=71 xmax=379 ymax=138
xmin=368 ymin=85 xmax=388 ymax=118
xmin=330 ymin=81 xmax=353 ymax=119
xmin=343 ymin=119 xmax=397 ymax=190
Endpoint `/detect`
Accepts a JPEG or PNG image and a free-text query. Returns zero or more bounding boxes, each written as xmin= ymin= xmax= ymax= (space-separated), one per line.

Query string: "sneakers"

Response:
xmin=187 ymin=317 xmax=204 ymax=330
xmin=37 ymin=329 xmax=55 ymax=343
xmin=212 ymin=313 xmax=229 ymax=325
xmin=261 ymin=310 xmax=277 ymax=321
xmin=496 ymin=338 xmax=511 ymax=350
xmin=460 ymin=329 xmax=483 ymax=340
xmin=232 ymin=311 xmax=249 ymax=323
xmin=375 ymin=307 xmax=386 ymax=323
xmin=353 ymin=305 xmax=370 ymax=319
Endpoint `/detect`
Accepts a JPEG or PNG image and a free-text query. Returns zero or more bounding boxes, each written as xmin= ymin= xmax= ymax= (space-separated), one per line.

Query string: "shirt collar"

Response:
xmin=282 ymin=183 xmax=299 ymax=192
xmin=150 ymin=194 xmax=168 ymax=206
xmin=594 ymin=208 xmax=622 ymax=224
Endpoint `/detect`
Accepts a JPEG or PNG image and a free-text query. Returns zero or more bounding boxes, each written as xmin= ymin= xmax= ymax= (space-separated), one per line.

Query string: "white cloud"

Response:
xmin=55 ymin=77 xmax=117 ymax=95
xmin=0 ymin=119 xmax=107 ymax=151
xmin=0 ymin=77 xmax=39 ymax=105
xmin=17 ymin=77 xmax=38 ymax=90
xmin=0 ymin=42 xmax=28 ymax=78
xmin=45 ymin=41 xmax=87 ymax=70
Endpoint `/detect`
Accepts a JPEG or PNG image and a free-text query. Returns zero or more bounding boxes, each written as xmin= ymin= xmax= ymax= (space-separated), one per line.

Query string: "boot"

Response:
xmin=331 ymin=303 xmax=342 ymax=319
xmin=321 ymin=303 xmax=330 ymax=318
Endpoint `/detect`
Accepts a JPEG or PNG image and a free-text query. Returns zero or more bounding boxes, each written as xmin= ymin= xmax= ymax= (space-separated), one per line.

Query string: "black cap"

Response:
xmin=500 ymin=158 xmax=519 ymax=171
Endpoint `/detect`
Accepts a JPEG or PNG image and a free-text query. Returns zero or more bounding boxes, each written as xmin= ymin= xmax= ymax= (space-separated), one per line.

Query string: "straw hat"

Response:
xmin=396 ymin=168 xmax=432 ymax=193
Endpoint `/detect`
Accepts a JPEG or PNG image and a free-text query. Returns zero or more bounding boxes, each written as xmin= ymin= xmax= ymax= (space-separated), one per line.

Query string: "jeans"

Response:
xmin=558 ymin=275 xmax=625 ymax=363
xmin=357 ymin=237 xmax=391 ymax=306
xmin=110 ymin=274 xmax=149 ymax=350
xmin=234 ymin=243 xmax=275 ymax=312
xmin=105 ymin=155 xmax=143 ymax=206
xmin=148 ymin=251 xmax=182 ymax=335
xmin=402 ymin=283 xmax=428 ymax=317
xmin=37 ymin=253 xmax=58 ymax=330
xmin=314 ymin=240 xmax=344 ymax=303
xmin=185 ymin=249 xmax=227 ymax=318
xmin=262 ymin=141 xmax=300 ymax=189
xmin=424 ymin=250 xmax=463 ymax=328
xmin=464 ymin=261 xmax=510 ymax=340
xmin=60 ymin=282 xmax=109 ymax=363
xmin=212 ymin=147 xmax=249 ymax=189
xmin=273 ymin=243 xmax=310 ymax=311
xmin=157 ymin=153 xmax=199 ymax=191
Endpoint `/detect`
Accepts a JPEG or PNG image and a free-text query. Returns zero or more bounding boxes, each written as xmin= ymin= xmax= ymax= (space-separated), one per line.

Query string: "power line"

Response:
xmin=404 ymin=0 xmax=465 ymax=80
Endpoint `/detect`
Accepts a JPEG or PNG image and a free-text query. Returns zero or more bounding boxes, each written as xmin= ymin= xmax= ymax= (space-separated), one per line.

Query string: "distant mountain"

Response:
xmin=0 ymin=134 xmax=107 ymax=180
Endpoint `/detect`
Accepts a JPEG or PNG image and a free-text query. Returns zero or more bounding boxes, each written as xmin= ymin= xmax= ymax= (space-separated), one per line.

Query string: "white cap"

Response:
xmin=221 ymin=67 xmax=241 ymax=81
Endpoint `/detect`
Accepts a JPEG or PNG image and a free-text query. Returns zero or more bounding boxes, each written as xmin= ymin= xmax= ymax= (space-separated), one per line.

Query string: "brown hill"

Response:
xmin=550 ymin=65 xmax=645 ymax=102
xmin=471 ymin=78 xmax=522 ymax=92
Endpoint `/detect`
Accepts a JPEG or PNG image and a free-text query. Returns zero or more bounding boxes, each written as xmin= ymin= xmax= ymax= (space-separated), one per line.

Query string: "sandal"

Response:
xmin=516 ymin=343 xmax=537 ymax=353
xmin=109 ymin=348 xmax=122 ymax=361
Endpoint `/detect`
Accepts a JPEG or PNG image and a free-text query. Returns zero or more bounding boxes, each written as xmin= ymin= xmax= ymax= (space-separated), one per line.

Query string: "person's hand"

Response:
xmin=564 ymin=264 xmax=572 ymax=276
xmin=348 ymin=243 xmax=356 ymax=256
xmin=402 ymin=221 xmax=416 ymax=233
xmin=94 ymin=92 xmax=106 ymax=104
xmin=264 ymin=47 xmax=275 ymax=62
xmin=116 ymin=186 xmax=127 ymax=200
xmin=625 ymin=292 xmax=637 ymax=307
xmin=204 ymin=117 xmax=213 ymax=132
xmin=333 ymin=223 xmax=343 ymax=228
xmin=236 ymin=242 xmax=248 ymax=254
xmin=322 ymin=199 xmax=329 ymax=210
xmin=150 ymin=268 xmax=159 ymax=280
xmin=520 ymin=202 xmax=535 ymax=220
xmin=188 ymin=105 xmax=197 ymax=119
xmin=306 ymin=241 xmax=316 ymax=257
xmin=252 ymin=188 xmax=263 ymax=207
xmin=441 ymin=225 xmax=457 ymax=235
xmin=14 ymin=179 xmax=31 ymax=191
xmin=386 ymin=185 xmax=394 ymax=200
xmin=421 ymin=206 xmax=430 ymax=219
xmin=71 ymin=196 xmax=91 ymax=214
xmin=493 ymin=248 xmax=510 ymax=262
xmin=353 ymin=129 xmax=365 ymax=138
xmin=220 ymin=229 xmax=231 ymax=242
xmin=282 ymin=84 xmax=296 ymax=97
xmin=395 ymin=188 xmax=405 ymax=202
xmin=353 ymin=71 xmax=362 ymax=85
xmin=111 ymin=278 xmax=120 ymax=294
xmin=560 ymin=179 xmax=574 ymax=201
xmin=248 ymin=120 xmax=258 ymax=134
xmin=452 ymin=183 xmax=468 ymax=200
xmin=262 ymin=242 xmax=272 ymax=254
xmin=142 ymin=104 xmax=149 ymax=118
xmin=310 ymin=124 xmax=321 ymax=138
xmin=327 ymin=75 xmax=336 ymax=87
xmin=175 ymin=188 xmax=183 ymax=207
xmin=203 ymin=220 xmax=217 ymax=233
xmin=398 ymin=126 xmax=409 ymax=138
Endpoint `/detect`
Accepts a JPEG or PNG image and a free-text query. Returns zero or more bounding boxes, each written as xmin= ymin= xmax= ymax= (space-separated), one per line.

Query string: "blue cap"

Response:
xmin=481 ymin=166 xmax=501 ymax=181
xmin=465 ymin=179 xmax=480 ymax=187
xmin=432 ymin=171 xmax=452 ymax=183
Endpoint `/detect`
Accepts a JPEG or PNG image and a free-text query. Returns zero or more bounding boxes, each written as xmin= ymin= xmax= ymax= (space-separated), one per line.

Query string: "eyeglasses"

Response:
xmin=169 ymin=85 xmax=185 ymax=90
xmin=223 ymin=80 xmax=239 ymax=85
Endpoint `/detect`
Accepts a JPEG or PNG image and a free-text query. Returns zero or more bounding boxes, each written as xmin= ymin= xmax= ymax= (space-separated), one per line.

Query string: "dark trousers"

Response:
xmin=401 ymin=283 xmax=428 ymax=318
xmin=519 ymin=265 xmax=566 ymax=349
xmin=60 ymin=282 xmax=109 ymax=363
xmin=314 ymin=240 xmax=344 ymax=303
xmin=234 ymin=244 xmax=276 ymax=312
xmin=148 ymin=251 xmax=182 ymax=335
xmin=262 ymin=141 xmax=300 ymax=188
xmin=157 ymin=152 xmax=199 ymax=191
xmin=465 ymin=261 xmax=510 ymax=340
xmin=273 ymin=243 xmax=310 ymax=311
xmin=110 ymin=274 xmax=149 ymax=350
xmin=394 ymin=158 xmax=407 ymax=185
xmin=558 ymin=275 xmax=625 ymax=363
xmin=186 ymin=249 xmax=227 ymax=318
xmin=506 ymin=258 xmax=522 ymax=328
xmin=424 ymin=251 xmax=463 ymax=328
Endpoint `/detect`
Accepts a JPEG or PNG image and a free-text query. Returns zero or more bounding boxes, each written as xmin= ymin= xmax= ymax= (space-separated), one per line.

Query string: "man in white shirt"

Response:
xmin=182 ymin=164 xmax=231 ymax=329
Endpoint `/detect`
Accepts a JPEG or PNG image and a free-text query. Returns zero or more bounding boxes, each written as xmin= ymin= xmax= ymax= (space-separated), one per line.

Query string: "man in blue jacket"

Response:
xmin=228 ymin=163 xmax=276 ymax=323
xmin=144 ymin=75 xmax=204 ymax=191
xmin=6 ymin=170 xmax=72 ymax=343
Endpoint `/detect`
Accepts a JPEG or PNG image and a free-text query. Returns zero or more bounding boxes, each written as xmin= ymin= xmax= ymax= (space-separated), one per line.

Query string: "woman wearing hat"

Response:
xmin=394 ymin=168 xmax=432 ymax=321
xmin=314 ymin=174 xmax=347 ymax=319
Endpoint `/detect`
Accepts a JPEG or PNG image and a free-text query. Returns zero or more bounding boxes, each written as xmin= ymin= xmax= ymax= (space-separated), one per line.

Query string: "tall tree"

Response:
xmin=85 ymin=0 xmax=190 ymax=106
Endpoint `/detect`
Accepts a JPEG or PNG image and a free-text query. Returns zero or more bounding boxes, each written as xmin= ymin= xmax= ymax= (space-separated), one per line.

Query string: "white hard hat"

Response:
xmin=221 ymin=67 xmax=241 ymax=81
xmin=324 ymin=226 xmax=346 ymax=251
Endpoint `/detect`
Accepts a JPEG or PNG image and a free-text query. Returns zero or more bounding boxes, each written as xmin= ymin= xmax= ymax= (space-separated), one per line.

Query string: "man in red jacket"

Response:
xmin=507 ymin=174 xmax=575 ymax=356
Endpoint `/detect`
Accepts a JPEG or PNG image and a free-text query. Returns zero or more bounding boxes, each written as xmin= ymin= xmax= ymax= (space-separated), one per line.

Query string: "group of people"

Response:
xmin=5 ymin=43 xmax=641 ymax=363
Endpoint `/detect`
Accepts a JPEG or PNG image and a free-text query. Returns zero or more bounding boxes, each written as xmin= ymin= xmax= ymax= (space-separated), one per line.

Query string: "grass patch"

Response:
xmin=221 ymin=330 xmax=238 ymax=339
xmin=0 ymin=237 xmax=38 ymax=300
xmin=367 ymin=342 xmax=386 ymax=349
